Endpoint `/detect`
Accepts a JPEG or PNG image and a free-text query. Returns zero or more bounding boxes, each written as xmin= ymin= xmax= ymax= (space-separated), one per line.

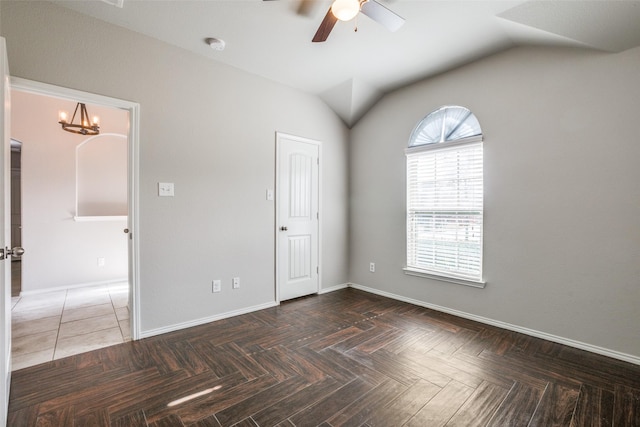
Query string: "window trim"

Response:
xmin=403 ymin=267 xmax=486 ymax=288
xmin=405 ymin=135 xmax=483 ymax=155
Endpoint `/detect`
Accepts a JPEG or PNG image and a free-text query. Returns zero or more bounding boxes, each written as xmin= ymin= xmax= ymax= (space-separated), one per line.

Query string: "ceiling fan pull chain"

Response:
xmin=354 ymin=13 xmax=359 ymax=32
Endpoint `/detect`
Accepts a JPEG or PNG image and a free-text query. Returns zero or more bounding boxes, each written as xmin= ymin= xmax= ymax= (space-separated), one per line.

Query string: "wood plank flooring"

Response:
xmin=8 ymin=288 xmax=640 ymax=426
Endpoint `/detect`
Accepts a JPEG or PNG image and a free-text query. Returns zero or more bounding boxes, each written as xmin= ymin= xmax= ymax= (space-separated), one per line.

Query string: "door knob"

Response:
xmin=280 ymin=226 xmax=288 ymax=231
xmin=124 ymin=228 xmax=129 ymax=234
xmin=8 ymin=247 xmax=24 ymax=257
xmin=0 ymin=246 xmax=24 ymax=260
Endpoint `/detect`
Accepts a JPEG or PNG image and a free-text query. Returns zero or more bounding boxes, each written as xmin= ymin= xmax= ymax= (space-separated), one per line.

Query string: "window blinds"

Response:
xmin=406 ymin=141 xmax=483 ymax=282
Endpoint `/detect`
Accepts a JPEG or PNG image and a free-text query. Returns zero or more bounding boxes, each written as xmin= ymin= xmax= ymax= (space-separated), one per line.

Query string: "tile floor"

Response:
xmin=11 ymin=282 xmax=131 ymax=371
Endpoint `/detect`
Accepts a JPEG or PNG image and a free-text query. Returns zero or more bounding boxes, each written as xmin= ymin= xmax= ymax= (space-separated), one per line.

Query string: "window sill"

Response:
xmin=403 ymin=268 xmax=486 ymax=289
xmin=74 ymin=216 xmax=127 ymax=222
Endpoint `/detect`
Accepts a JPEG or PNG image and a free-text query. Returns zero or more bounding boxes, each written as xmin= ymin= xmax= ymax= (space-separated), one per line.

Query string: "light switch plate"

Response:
xmin=158 ymin=182 xmax=174 ymax=197
xmin=212 ymin=280 xmax=221 ymax=293
xmin=266 ymin=189 xmax=274 ymax=201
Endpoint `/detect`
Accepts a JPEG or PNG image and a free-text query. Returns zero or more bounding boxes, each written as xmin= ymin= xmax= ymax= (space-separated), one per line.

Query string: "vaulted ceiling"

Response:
xmin=53 ymin=0 xmax=640 ymax=127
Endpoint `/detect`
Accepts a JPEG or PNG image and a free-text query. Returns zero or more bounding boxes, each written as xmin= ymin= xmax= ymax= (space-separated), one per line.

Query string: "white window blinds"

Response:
xmin=406 ymin=141 xmax=483 ymax=282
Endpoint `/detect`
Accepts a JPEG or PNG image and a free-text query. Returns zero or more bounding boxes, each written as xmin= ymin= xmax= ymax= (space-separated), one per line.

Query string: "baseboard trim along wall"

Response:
xmin=347 ymin=283 xmax=640 ymax=367
xmin=140 ymin=301 xmax=280 ymax=339
xmin=142 ymin=284 xmax=349 ymax=338
xmin=318 ymin=283 xmax=349 ymax=294
xmin=19 ymin=278 xmax=129 ymax=297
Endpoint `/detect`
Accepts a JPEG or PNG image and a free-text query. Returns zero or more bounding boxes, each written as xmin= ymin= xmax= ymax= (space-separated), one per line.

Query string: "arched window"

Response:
xmin=409 ymin=105 xmax=482 ymax=146
xmin=405 ymin=106 xmax=484 ymax=286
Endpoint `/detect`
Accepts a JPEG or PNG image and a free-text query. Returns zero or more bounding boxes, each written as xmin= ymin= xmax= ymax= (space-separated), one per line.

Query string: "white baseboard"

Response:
xmin=140 ymin=301 xmax=280 ymax=339
xmin=318 ymin=283 xmax=349 ymax=294
xmin=348 ymin=283 xmax=640 ymax=366
xmin=141 ymin=284 xmax=350 ymax=339
xmin=19 ymin=278 xmax=129 ymax=297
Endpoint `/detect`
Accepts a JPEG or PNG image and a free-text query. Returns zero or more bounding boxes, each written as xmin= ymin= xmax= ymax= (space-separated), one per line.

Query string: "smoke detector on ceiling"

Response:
xmin=206 ymin=38 xmax=226 ymax=51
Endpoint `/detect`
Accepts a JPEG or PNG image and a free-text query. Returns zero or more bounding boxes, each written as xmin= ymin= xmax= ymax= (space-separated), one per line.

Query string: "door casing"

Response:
xmin=10 ymin=77 xmax=141 ymax=341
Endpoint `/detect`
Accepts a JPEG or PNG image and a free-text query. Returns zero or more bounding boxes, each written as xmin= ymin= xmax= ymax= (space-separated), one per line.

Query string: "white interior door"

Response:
xmin=276 ymin=133 xmax=320 ymax=301
xmin=0 ymin=37 xmax=11 ymax=427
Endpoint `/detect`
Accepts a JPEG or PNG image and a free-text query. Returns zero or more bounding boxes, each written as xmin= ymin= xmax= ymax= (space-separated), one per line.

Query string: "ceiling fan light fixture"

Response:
xmin=331 ymin=0 xmax=360 ymax=22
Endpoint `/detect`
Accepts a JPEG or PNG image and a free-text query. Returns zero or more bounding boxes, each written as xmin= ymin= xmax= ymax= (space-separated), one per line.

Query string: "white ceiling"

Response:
xmin=52 ymin=0 xmax=640 ymax=127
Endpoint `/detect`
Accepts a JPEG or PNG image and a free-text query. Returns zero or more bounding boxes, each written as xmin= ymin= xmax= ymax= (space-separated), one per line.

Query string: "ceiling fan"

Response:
xmin=312 ymin=0 xmax=405 ymax=42
xmin=264 ymin=0 xmax=405 ymax=43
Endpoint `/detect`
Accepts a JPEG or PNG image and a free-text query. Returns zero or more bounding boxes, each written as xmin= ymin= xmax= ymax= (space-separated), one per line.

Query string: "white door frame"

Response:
xmin=275 ymin=132 xmax=322 ymax=303
xmin=10 ymin=77 xmax=141 ymax=340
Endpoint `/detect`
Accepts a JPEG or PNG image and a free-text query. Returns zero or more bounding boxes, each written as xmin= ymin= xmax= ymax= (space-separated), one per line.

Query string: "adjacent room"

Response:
xmin=10 ymin=91 xmax=131 ymax=370
xmin=0 ymin=0 xmax=639 ymax=425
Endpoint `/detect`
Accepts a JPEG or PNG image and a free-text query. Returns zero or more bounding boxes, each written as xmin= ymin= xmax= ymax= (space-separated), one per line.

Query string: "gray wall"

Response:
xmin=350 ymin=46 xmax=640 ymax=358
xmin=1 ymin=1 xmax=349 ymax=333
xmin=2 ymin=1 xmax=638 ymax=360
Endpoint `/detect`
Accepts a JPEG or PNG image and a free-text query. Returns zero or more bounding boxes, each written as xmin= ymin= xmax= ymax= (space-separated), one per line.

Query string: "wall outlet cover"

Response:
xmin=212 ymin=280 xmax=221 ymax=293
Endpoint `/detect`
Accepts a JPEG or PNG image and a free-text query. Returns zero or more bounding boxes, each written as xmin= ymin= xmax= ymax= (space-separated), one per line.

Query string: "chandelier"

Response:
xmin=58 ymin=103 xmax=100 ymax=136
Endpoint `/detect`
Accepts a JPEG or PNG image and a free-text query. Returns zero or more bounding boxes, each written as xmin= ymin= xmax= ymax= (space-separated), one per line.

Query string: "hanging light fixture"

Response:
xmin=58 ymin=103 xmax=100 ymax=136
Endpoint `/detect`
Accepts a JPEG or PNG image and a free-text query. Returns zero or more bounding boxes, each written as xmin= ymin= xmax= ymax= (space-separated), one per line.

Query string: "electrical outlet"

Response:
xmin=369 ymin=262 xmax=375 ymax=273
xmin=212 ymin=280 xmax=221 ymax=293
xmin=232 ymin=277 xmax=240 ymax=289
xmin=97 ymin=257 xmax=106 ymax=267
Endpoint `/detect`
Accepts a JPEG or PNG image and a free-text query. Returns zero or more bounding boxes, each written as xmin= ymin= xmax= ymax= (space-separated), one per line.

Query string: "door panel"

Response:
xmin=289 ymin=235 xmax=311 ymax=281
xmin=277 ymin=133 xmax=319 ymax=301
xmin=0 ymin=37 xmax=11 ymax=426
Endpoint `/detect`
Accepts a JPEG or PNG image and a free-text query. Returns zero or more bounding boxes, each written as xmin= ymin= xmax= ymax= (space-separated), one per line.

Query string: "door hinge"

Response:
xmin=317 ymin=266 xmax=319 ymax=274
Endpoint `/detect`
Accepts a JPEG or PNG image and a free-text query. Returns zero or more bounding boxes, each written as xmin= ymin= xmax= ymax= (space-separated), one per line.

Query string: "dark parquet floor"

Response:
xmin=8 ymin=288 xmax=640 ymax=426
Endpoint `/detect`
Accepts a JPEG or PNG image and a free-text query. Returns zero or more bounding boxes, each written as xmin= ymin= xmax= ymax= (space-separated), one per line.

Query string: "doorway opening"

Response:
xmin=8 ymin=79 xmax=140 ymax=370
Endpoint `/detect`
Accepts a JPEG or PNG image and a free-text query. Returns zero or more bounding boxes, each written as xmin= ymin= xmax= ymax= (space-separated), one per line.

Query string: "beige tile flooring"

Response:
xmin=11 ymin=282 xmax=131 ymax=371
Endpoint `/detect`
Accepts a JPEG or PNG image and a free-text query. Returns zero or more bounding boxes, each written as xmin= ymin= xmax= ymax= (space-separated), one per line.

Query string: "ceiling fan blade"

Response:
xmin=263 ymin=0 xmax=318 ymax=17
xmin=312 ymin=7 xmax=338 ymax=42
xmin=296 ymin=0 xmax=316 ymax=16
xmin=360 ymin=0 xmax=405 ymax=32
